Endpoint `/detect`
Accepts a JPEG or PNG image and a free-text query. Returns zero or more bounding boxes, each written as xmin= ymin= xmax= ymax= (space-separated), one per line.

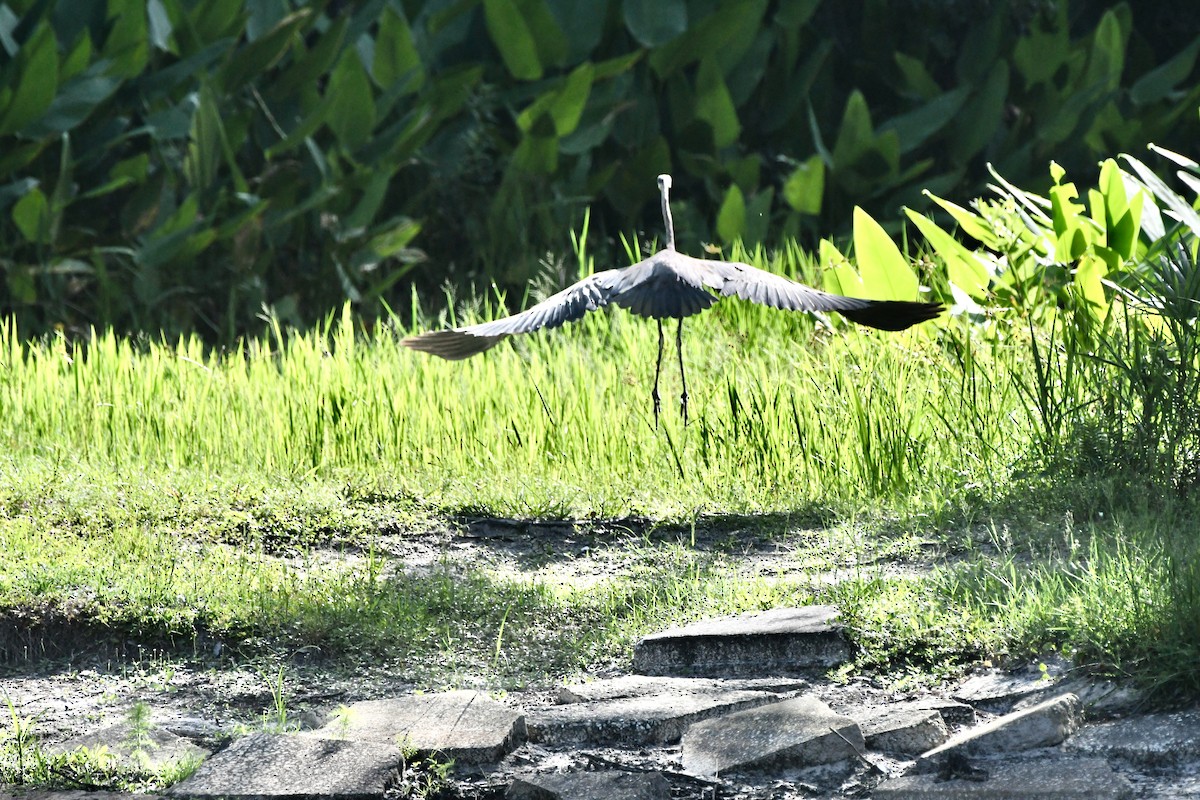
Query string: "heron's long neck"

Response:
xmin=661 ymin=186 xmax=676 ymax=251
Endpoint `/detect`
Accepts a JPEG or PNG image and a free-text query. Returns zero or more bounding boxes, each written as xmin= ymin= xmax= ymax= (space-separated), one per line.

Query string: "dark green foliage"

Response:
xmin=1 ymin=0 xmax=1198 ymax=340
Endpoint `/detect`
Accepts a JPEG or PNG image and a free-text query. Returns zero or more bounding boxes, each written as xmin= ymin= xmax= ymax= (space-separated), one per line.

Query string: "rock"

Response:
xmin=527 ymin=689 xmax=779 ymax=746
xmin=167 ymin=733 xmax=401 ymax=799
xmin=874 ymin=756 xmax=1133 ymax=798
xmin=1065 ymin=709 xmax=1200 ymax=766
xmin=915 ymin=694 xmax=1083 ymax=772
xmin=633 ymin=606 xmax=851 ymax=677
xmin=853 ymin=704 xmax=949 ymax=755
xmin=505 ymin=771 xmax=670 ymax=799
xmin=51 ymin=720 xmax=210 ymax=771
xmin=952 ymin=670 xmax=1058 ymax=711
xmin=313 ymin=691 xmax=525 ymax=764
xmin=555 ymin=675 xmax=807 ymax=704
xmin=1014 ymin=677 xmax=1144 ymax=719
xmin=908 ymin=697 xmax=978 ymax=727
xmin=680 ymin=695 xmax=863 ymax=776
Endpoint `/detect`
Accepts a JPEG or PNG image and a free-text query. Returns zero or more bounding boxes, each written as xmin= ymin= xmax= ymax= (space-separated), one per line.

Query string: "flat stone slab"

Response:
xmin=314 ymin=691 xmax=525 ymax=764
xmin=506 ymin=771 xmax=670 ymax=799
xmin=875 ymin=756 xmax=1133 ymax=798
xmin=915 ymin=693 xmax=1082 ymax=772
xmin=555 ymin=675 xmax=807 ymax=704
xmin=908 ymin=697 xmax=977 ymax=727
xmin=52 ymin=720 xmax=210 ymax=771
xmin=167 ymin=733 xmax=400 ymax=799
xmin=1065 ymin=709 xmax=1200 ymax=766
xmin=528 ymin=689 xmax=779 ymax=746
xmin=953 ymin=671 xmax=1058 ymax=711
xmin=633 ymin=606 xmax=851 ymax=677
xmin=853 ymin=704 xmax=949 ymax=754
xmin=681 ymin=695 xmax=863 ymax=776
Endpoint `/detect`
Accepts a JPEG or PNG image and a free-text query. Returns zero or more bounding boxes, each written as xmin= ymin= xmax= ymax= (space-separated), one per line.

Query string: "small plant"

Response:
xmin=123 ymin=702 xmax=156 ymax=768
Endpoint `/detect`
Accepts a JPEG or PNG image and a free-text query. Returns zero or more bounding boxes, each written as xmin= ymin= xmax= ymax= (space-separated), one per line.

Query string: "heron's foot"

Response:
xmin=680 ymin=391 xmax=689 ymax=427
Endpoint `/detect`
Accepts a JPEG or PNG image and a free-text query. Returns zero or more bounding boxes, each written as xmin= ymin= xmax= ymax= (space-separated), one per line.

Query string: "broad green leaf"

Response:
xmin=550 ymin=62 xmax=594 ymax=136
xmin=893 ymin=51 xmax=940 ymax=99
xmin=187 ymin=0 xmax=247 ymax=46
xmin=367 ymin=217 xmax=421 ymax=258
xmin=853 ymin=206 xmax=918 ymax=301
xmin=1121 ymin=154 xmax=1200 ymax=238
xmin=1131 ymin=36 xmax=1200 ymax=106
xmin=924 ymin=191 xmax=1002 ymax=249
xmin=593 ymin=51 xmax=642 ymax=80
xmin=782 ymin=155 xmax=824 ymax=215
xmin=1084 ymin=8 xmax=1126 ymax=93
xmin=820 ymin=237 xmax=864 ymax=298
xmin=512 ymin=133 xmax=558 ymax=173
xmin=11 ymin=186 xmax=50 ymax=243
xmin=373 ymin=7 xmax=424 ymax=93
xmin=879 ymin=88 xmax=968 ymax=155
xmin=831 ymin=91 xmax=873 ymax=170
xmin=905 ymin=209 xmax=990 ymax=298
xmin=1048 ymin=181 xmax=1085 ymax=239
xmin=693 ymin=56 xmax=739 ymax=147
xmin=623 ymin=0 xmax=686 ymax=47
xmin=1012 ymin=1 xmax=1067 ymax=86
xmin=103 ymin=0 xmax=150 ymax=77
xmin=61 ymin=30 xmax=93 ymax=80
xmin=1074 ymin=254 xmax=1109 ymax=322
xmin=27 ymin=65 xmax=119 ymax=136
xmin=147 ymin=0 xmax=173 ymax=51
xmin=273 ymin=16 xmax=347 ymax=98
xmin=483 ymin=0 xmax=542 ymax=80
xmin=326 ymin=50 xmax=375 ymax=150
xmin=0 ymin=22 xmax=58 ymax=136
xmin=219 ymin=9 xmax=310 ymax=92
xmin=184 ymin=85 xmax=222 ymax=189
xmin=950 ymin=60 xmax=1007 ymax=164
xmin=546 ymin=0 xmax=606 ymax=61
xmin=716 ymin=183 xmax=745 ymax=244
xmin=517 ymin=0 xmax=568 ymax=70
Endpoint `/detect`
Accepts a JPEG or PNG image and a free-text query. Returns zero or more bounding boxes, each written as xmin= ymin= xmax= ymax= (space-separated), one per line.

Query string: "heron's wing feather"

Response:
xmin=704 ymin=259 xmax=943 ymax=331
xmin=401 ymin=268 xmax=624 ymax=359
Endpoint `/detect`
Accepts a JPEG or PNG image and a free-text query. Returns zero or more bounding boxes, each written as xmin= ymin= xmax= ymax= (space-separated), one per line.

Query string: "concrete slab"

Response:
xmin=555 ymin=675 xmax=807 ymax=704
xmin=1065 ymin=709 xmax=1200 ymax=766
xmin=909 ymin=697 xmax=978 ymax=727
xmin=680 ymin=695 xmax=863 ymax=776
xmin=52 ymin=720 xmax=210 ymax=771
xmin=506 ymin=771 xmax=670 ymax=799
xmin=314 ymin=691 xmax=525 ymax=764
xmin=952 ymin=671 xmax=1057 ymax=711
xmin=527 ymin=689 xmax=778 ymax=746
xmin=915 ymin=694 xmax=1082 ymax=773
xmin=167 ymin=733 xmax=400 ymax=799
xmin=853 ymin=704 xmax=948 ymax=754
xmin=874 ymin=756 xmax=1133 ymax=798
xmin=633 ymin=606 xmax=851 ymax=677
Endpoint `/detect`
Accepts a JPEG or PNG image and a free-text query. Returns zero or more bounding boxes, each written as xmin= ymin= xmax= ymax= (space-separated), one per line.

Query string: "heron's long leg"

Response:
xmin=652 ymin=319 xmax=664 ymax=428
xmin=677 ymin=318 xmax=689 ymax=426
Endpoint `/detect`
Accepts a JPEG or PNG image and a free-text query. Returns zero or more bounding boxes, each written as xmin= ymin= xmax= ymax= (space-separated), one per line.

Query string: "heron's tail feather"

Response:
xmin=838 ymin=300 xmax=944 ymax=331
xmin=401 ymin=330 xmax=508 ymax=360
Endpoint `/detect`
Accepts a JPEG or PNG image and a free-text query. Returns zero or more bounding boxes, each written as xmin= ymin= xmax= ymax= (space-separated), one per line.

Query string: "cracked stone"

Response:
xmin=505 ymin=771 xmax=670 ymax=799
xmin=681 ymin=695 xmax=863 ymax=776
xmin=527 ymin=689 xmax=780 ymax=746
xmin=875 ymin=756 xmax=1133 ymax=798
xmin=633 ymin=606 xmax=851 ymax=677
xmin=915 ymin=693 xmax=1083 ymax=773
xmin=167 ymin=733 xmax=401 ymax=799
xmin=313 ymin=691 xmax=525 ymax=764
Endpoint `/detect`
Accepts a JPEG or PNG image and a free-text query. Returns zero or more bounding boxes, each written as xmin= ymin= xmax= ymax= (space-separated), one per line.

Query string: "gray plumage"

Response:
xmin=403 ymin=174 xmax=943 ymax=424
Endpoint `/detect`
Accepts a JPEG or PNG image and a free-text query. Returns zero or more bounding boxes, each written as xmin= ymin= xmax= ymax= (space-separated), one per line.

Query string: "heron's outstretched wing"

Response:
xmin=401 ymin=268 xmax=624 ymax=360
xmin=698 ymin=257 xmax=943 ymax=331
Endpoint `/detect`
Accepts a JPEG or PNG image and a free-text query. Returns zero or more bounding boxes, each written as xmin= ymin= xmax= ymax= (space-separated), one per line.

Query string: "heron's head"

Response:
xmin=657 ymin=174 xmax=672 ymax=193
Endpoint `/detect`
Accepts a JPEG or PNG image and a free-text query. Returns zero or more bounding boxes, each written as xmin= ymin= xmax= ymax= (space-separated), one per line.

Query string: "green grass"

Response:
xmin=2 ymin=244 xmax=1199 ymax=702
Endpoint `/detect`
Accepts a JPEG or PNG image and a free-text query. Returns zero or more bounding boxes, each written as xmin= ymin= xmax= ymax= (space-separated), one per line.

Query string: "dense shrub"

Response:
xmin=0 ymin=0 xmax=1197 ymax=339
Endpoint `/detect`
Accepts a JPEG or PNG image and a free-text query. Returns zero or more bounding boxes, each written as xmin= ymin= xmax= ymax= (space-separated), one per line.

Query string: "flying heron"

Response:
xmin=403 ymin=174 xmax=944 ymax=426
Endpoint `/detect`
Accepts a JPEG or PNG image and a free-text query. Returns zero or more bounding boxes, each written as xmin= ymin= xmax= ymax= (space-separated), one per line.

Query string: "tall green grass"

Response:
xmin=3 ymin=242 xmax=1199 ymax=699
